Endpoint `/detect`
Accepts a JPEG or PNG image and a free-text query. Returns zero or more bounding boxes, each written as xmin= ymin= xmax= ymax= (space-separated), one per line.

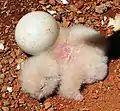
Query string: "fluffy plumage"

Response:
xmin=19 ymin=25 xmax=108 ymax=101
xmin=19 ymin=52 xmax=60 ymax=99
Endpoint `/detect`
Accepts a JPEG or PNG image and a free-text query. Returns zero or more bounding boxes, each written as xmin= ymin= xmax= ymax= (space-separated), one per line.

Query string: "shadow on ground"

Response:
xmin=107 ymin=30 xmax=120 ymax=60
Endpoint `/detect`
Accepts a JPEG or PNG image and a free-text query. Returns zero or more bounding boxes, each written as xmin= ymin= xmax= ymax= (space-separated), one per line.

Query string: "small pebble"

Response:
xmin=8 ymin=77 xmax=14 ymax=83
xmin=75 ymin=1 xmax=84 ymax=9
xmin=47 ymin=10 xmax=57 ymax=15
xmin=3 ymin=100 xmax=10 ymax=106
xmin=44 ymin=102 xmax=52 ymax=110
xmin=49 ymin=0 xmax=55 ymax=5
xmin=79 ymin=17 xmax=85 ymax=23
xmin=7 ymin=87 xmax=13 ymax=92
xmin=0 ymin=43 xmax=4 ymax=50
xmin=16 ymin=64 xmax=21 ymax=70
xmin=95 ymin=1 xmax=112 ymax=14
xmin=1 ymin=85 xmax=7 ymax=92
xmin=61 ymin=0 xmax=69 ymax=4
xmin=92 ymin=93 xmax=99 ymax=99
xmin=2 ymin=93 xmax=7 ymax=99
xmin=40 ymin=103 xmax=44 ymax=109
xmin=101 ymin=20 xmax=105 ymax=25
xmin=2 ymin=107 xmax=9 ymax=111
xmin=70 ymin=5 xmax=77 ymax=12
xmin=19 ymin=98 xmax=25 ymax=104
xmin=0 ymin=74 xmax=5 ymax=79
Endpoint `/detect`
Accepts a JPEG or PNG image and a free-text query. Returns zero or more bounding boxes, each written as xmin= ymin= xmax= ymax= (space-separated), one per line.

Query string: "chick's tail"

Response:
xmin=69 ymin=24 xmax=103 ymax=44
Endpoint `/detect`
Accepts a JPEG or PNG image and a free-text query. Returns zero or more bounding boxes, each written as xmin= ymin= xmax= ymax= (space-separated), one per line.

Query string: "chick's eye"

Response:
xmin=40 ymin=84 xmax=45 ymax=90
xmin=40 ymin=86 xmax=44 ymax=89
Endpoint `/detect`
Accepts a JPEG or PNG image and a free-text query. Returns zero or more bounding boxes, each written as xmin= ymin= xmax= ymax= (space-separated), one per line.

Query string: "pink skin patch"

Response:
xmin=52 ymin=41 xmax=72 ymax=61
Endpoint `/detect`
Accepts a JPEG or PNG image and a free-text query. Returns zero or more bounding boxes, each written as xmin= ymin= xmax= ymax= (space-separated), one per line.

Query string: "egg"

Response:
xmin=15 ymin=11 xmax=59 ymax=55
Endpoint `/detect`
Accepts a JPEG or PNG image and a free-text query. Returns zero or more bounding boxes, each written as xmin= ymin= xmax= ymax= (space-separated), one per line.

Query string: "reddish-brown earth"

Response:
xmin=0 ymin=0 xmax=120 ymax=111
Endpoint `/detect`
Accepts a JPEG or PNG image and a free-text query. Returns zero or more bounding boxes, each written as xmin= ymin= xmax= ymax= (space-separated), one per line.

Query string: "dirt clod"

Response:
xmin=95 ymin=1 xmax=113 ymax=14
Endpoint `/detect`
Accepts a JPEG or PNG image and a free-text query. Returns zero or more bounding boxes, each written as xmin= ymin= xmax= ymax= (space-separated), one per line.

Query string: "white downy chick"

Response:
xmin=19 ymin=52 xmax=60 ymax=100
xmin=19 ymin=25 xmax=108 ymax=101
xmin=57 ymin=25 xmax=108 ymax=100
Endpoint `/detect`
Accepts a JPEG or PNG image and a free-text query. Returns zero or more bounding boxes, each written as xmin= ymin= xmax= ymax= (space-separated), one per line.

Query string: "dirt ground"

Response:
xmin=0 ymin=0 xmax=120 ymax=111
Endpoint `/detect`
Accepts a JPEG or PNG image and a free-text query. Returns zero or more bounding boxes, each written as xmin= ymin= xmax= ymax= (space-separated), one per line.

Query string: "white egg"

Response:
xmin=15 ymin=11 xmax=59 ymax=55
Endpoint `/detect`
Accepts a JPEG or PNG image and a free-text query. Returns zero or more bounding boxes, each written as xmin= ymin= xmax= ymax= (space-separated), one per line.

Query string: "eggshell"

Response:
xmin=15 ymin=11 xmax=59 ymax=55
